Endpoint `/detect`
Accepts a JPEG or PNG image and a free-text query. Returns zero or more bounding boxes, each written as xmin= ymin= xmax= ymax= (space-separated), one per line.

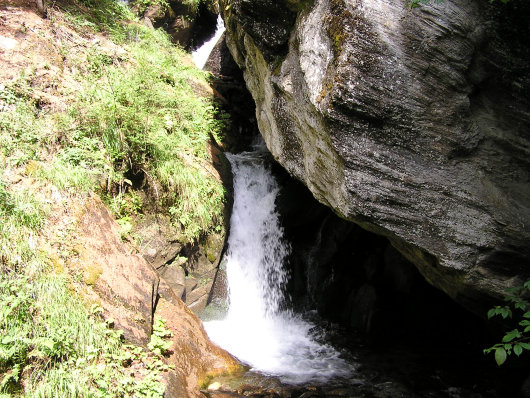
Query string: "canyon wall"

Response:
xmin=219 ymin=0 xmax=530 ymax=314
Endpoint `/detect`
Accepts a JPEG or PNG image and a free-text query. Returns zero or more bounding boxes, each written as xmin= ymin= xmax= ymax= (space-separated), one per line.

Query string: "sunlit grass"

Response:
xmin=0 ymin=0 xmax=228 ymax=394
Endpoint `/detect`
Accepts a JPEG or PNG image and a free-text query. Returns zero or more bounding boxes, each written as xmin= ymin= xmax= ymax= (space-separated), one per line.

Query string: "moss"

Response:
xmin=325 ymin=0 xmax=351 ymax=57
xmin=204 ymin=233 xmax=223 ymax=263
xmin=84 ymin=262 xmax=103 ymax=286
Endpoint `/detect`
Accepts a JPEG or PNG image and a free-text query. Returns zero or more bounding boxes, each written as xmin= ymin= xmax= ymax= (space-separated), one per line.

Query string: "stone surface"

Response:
xmin=159 ymin=261 xmax=186 ymax=299
xmin=220 ymin=0 xmax=530 ymax=314
xmin=155 ymin=292 xmax=242 ymax=397
xmin=205 ymin=35 xmax=259 ymax=152
xmin=132 ymin=180 xmax=230 ymax=316
xmin=135 ymin=213 xmax=183 ymax=270
xmin=62 ymin=197 xmax=240 ymax=397
xmin=75 ymin=197 xmax=159 ymax=345
xmin=131 ymin=0 xmax=219 ymax=49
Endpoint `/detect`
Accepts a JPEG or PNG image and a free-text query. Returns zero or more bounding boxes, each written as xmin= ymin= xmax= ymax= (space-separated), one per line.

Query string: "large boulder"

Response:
xmin=47 ymin=196 xmax=240 ymax=397
xmin=219 ymin=0 xmax=530 ymax=314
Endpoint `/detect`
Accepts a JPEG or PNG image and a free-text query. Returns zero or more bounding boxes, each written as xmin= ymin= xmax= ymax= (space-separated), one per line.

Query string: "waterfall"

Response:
xmin=205 ymin=150 xmax=354 ymax=384
xmin=192 ymin=15 xmax=225 ymax=69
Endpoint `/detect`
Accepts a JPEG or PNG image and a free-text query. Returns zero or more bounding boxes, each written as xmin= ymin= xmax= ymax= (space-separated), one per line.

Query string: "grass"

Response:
xmin=59 ymin=1 xmax=227 ymax=240
xmin=0 ymin=0 xmax=229 ymax=394
xmin=0 ymin=179 xmax=171 ymax=396
xmin=70 ymin=26 xmax=227 ymax=239
xmin=1 ymin=0 xmax=228 ymax=241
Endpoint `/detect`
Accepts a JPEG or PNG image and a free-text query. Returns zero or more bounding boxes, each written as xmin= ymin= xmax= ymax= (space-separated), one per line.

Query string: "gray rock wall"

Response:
xmin=219 ymin=0 xmax=530 ymax=314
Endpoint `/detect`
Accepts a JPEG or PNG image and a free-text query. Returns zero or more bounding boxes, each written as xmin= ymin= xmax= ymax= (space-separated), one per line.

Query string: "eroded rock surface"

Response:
xmin=220 ymin=0 xmax=530 ymax=313
xmin=76 ymin=197 xmax=159 ymax=345
xmin=47 ymin=196 xmax=240 ymax=397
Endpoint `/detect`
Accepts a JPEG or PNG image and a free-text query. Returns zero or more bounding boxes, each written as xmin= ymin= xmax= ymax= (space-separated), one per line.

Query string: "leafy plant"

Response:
xmin=0 ymin=0 xmax=229 ymax=394
xmin=148 ymin=319 xmax=174 ymax=356
xmin=70 ymin=25 xmax=228 ymax=241
xmin=485 ymin=280 xmax=530 ymax=365
xmin=134 ymin=0 xmax=170 ymax=15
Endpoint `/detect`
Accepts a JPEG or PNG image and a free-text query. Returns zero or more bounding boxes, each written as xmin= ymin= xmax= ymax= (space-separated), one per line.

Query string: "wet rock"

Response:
xmin=522 ymin=375 xmax=530 ymax=398
xmin=205 ymin=35 xmax=259 ymax=152
xmin=220 ymin=0 xmax=530 ymax=315
xmin=155 ymin=290 xmax=242 ymax=397
xmin=131 ymin=0 xmax=218 ymax=48
xmin=348 ymin=283 xmax=377 ymax=333
xmin=170 ymin=231 xmax=227 ymax=313
xmin=132 ymin=192 xmax=229 ymax=315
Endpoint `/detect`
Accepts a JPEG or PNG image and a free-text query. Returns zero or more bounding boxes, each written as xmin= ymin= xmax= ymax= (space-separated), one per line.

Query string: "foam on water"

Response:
xmin=205 ymin=151 xmax=354 ymax=384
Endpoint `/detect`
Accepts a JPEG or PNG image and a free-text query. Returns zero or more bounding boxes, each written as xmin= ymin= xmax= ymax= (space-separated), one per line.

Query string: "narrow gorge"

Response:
xmin=1 ymin=0 xmax=529 ymax=397
xmin=193 ymin=0 xmax=530 ymax=396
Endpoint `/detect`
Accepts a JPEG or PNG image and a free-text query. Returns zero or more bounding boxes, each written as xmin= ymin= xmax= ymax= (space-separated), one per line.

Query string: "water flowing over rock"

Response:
xmin=219 ymin=0 xmax=530 ymax=314
xmin=205 ymin=151 xmax=354 ymax=384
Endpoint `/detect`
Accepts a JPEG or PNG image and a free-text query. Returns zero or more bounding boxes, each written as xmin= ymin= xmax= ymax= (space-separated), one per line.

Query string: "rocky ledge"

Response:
xmin=219 ymin=0 xmax=530 ymax=314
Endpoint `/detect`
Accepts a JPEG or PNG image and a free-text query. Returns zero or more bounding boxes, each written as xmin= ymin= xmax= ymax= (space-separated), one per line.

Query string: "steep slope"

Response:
xmin=0 ymin=1 xmax=240 ymax=396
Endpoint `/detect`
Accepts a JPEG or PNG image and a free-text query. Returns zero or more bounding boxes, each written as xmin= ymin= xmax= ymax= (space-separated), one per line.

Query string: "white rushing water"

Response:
xmin=205 ymin=151 xmax=354 ymax=384
xmin=192 ymin=15 xmax=226 ymax=69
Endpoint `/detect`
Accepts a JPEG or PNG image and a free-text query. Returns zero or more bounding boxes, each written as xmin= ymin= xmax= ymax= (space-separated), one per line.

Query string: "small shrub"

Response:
xmin=485 ymin=280 xmax=530 ymax=365
xmin=148 ymin=319 xmax=174 ymax=356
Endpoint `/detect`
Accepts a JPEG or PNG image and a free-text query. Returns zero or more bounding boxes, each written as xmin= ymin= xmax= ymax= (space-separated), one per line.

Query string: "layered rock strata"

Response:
xmin=219 ymin=0 xmax=530 ymax=313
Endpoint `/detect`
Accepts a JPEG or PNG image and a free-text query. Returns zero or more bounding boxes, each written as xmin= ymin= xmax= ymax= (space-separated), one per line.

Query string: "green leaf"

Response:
xmin=502 ymin=329 xmax=521 ymax=343
xmin=487 ymin=308 xmax=496 ymax=319
xmin=500 ymin=308 xmax=512 ymax=319
xmin=514 ymin=344 xmax=523 ymax=356
xmin=519 ymin=342 xmax=530 ymax=350
xmin=495 ymin=347 xmax=507 ymax=366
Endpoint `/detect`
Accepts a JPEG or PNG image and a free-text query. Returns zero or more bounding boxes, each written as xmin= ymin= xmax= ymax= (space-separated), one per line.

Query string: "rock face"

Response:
xmin=133 ymin=212 xmax=227 ymax=315
xmin=57 ymin=196 xmax=239 ymax=397
xmin=132 ymin=0 xmax=218 ymax=49
xmin=220 ymin=0 xmax=530 ymax=314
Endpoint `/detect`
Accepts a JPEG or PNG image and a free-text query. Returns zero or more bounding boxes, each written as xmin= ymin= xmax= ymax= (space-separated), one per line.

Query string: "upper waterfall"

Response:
xmin=192 ymin=15 xmax=225 ymax=69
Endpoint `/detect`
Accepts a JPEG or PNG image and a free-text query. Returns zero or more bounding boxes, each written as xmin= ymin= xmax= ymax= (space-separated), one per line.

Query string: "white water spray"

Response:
xmin=205 ymin=151 xmax=354 ymax=384
xmin=192 ymin=15 xmax=225 ymax=69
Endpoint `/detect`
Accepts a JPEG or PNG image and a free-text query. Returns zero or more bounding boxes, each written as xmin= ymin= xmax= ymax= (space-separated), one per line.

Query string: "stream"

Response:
xmin=192 ymin=15 xmax=225 ymax=70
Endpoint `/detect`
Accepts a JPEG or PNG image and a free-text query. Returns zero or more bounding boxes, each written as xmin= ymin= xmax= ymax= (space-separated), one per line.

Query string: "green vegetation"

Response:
xmin=148 ymin=319 xmax=174 ymax=356
xmin=485 ymin=280 xmax=530 ymax=366
xmin=69 ymin=27 xmax=226 ymax=239
xmin=134 ymin=0 xmax=170 ymax=15
xmin=1 ymin=0 xmax=229 ymax=395
xmin=0 ymin=184 xmax=173 ymax=396
xmin=1 ymin=0 xmax=227 ymax=242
